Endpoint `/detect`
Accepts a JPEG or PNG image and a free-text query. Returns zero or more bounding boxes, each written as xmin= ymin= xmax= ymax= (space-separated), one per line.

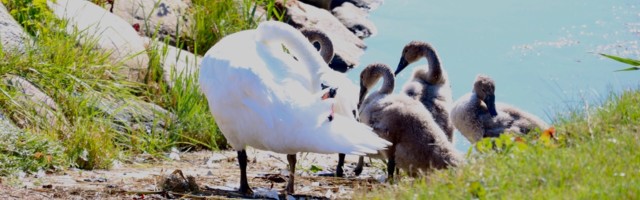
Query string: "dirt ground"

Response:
xmin=0 ymin=148 xmax=394 ymax=199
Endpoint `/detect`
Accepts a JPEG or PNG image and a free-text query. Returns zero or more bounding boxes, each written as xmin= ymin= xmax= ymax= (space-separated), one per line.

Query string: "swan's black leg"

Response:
xmin=285 ymin=154 xmax=297 ymax=194
xmin=336 ymin=153 xmax=345 ymax=177
xmin=238 ymin=150 xmax=253 ymax=195
xmin=354 ymin=156 xmax=365 ymax=176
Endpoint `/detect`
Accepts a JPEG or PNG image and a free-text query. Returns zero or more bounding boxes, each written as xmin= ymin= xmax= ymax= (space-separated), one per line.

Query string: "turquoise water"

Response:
xmin=347 ymin=1 xmax=640 ymax=150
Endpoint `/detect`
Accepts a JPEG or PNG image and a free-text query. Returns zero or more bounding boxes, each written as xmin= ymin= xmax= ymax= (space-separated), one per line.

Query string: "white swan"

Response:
xmin=300 ymin=27 xmax=362 ymax=177
xmin=394 ymin=41 xmax=455 ymax=142
xmin=257 ymin=24 xmax=361 ymax=123
xmin=450 ymin=74 xmax=550 ymax=143
xmin=199 ymin=21 xmax=390 ymax=195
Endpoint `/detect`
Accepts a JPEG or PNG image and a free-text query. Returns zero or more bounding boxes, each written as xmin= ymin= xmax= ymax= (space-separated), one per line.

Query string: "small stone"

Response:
xmin=168 ymin=147 xmax=181 ymax=161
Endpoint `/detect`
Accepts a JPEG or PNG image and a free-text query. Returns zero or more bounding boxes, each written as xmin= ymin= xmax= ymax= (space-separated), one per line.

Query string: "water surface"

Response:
xmin=348 ymin=0 xmax=640 ymax=150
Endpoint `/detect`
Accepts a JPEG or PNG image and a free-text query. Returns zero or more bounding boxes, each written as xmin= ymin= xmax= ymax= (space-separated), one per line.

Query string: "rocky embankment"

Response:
xmin=0 ymin=0 xmax=380 ymax=142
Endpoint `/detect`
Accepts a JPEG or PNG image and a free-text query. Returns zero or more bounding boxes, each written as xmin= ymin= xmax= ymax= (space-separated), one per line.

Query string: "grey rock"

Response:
xmin=88 ymin=92 xmax=174 ymax=134
xmin=112 ymin=0 xmax=193 ymax=46
xmin=0 ymin=117 xmax=21 ymax=136
xmin=0 ymin=2 xmax=30 ymax=53
xmin=2 ymin=74 xmax=65 ymax=128
xmin=287 ymin=1 xmax=366 ymax=72
xmin=299 ymin=0 xmax=333 ymax=10
xmin=332 ymin=0 xmax=383 ymax=11
xmin=144 ymin=37 xmax=201 ymax=88
xmin=0 ymin=109 xmax=21 ymax=136
xmin=47 ymin=0 xmax=150 ymax=82
xmin=332 ymin=2 xmax=377 ymax=39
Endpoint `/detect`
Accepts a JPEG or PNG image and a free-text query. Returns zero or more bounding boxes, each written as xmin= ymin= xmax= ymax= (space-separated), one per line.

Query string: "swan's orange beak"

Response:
xmin=322 ymin=92 xmax=330 ymax=100
xmin=321 ymin=88 xmax=338 ymax=100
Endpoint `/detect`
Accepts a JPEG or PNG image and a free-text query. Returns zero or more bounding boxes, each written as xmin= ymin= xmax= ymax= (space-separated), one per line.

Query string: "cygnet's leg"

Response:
xmin=387 ymin=145 xmax=396 ymax=181
xmin=336 ymin=153 xmax=346 ymax=177
xmin=285 ymin=154 xmax=297 ymax=194
xmin=237 ymin=150 xmax=253 ymax=195
xmin=353 ymin=156 xmax=365 ymax=176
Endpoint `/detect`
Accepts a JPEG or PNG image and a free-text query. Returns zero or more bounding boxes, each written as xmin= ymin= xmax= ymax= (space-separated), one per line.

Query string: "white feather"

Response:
xmin=199 ymin=21 xmax=390 ymax=155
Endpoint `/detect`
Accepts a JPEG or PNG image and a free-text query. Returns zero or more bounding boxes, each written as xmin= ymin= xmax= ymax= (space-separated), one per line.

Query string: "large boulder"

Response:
xmin=144 ymin=37 xmax=201 ymax=88
xmin=332 ymin=0 xmax=383 ymax=11
xmin=2 ymin=74 xmax=66 ymax=128
xmin=286 ymin=1 xmax=366 ymax=72
xmin=88 ymin=92 xmax=174 ymax=134
xmin=47 ymin=0 xmax=150 ymax=82
xmin=0 ymin=2 xmax=30 ymax=53
xmin=112 ymin=0 xmax=193 ymax=46
xmin=298 ymin=0 xmax=332 ymax=10
xmin=332 ymin=2 xmax=377 ymax=39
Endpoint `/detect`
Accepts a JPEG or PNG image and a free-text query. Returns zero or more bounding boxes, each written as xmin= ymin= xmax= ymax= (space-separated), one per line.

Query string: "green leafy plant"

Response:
xmin=0 ymin=121 xmax=67 ymax=176
xmin=2 ymin=0 xmax=55 ymax=36
xmin=600 ymin=54 xmax=640 ymax=71
xmin=190 ymin=0 xmax=285 ymax=55
xmin=0 ymin=0 xmax=284 ymax=174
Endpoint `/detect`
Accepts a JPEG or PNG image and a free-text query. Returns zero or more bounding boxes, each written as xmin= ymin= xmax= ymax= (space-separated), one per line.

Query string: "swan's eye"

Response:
xmin=312 ymin=42 xmax=321 ymax=51
xmin=321 ymin=83 xmax=329 ymax=90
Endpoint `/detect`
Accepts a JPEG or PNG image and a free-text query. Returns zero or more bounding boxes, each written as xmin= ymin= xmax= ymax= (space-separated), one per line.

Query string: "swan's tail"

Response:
xmin=255 ymin=21 xmax=328 ymax=81
xmin=293 ymin=100 xmax=390 ymax=155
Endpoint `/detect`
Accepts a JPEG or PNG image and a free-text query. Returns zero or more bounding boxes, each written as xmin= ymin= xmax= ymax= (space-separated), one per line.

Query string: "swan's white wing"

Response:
xmin=199 ymin=24 xmax=390 ymax=154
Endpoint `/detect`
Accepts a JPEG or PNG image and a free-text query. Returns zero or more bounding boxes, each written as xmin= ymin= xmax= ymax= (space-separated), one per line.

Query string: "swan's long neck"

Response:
xmin=256 ymin=22 xmax=329 ymax=87
xmin=420 ymin=44 xmax=443 ymax=83
xmin=366 ymin=63 xmax=395 ymax=95
xmin=301 ymin=28 xmax=334 ymax=64
xmin=378 ymin=66 xmax=395 ymax=95
xmin=359 ymin=64 xmax=394 ymax=108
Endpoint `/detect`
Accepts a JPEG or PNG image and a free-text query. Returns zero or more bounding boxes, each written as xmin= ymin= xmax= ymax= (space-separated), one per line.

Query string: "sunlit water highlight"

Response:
xmin=347 ymin=0 xmax=640 ymax=150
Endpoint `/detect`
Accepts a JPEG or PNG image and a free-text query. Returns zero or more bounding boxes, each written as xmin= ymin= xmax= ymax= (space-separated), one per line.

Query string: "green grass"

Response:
xmin=0 ymin=0 xmax=286 ymax=174
xmin=189 ymin=0 xmax=285 ymax=55
xmin=355 ymin=90 xmax=640 ymax=199
xmin=1 ymin=0 xmax=128 ymax=171
xmin=0 ymin=120 xmax=67 ymax=176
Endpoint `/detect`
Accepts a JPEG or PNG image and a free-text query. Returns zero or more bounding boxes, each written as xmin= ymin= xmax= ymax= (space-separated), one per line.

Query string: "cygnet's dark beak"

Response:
xmin=395 ymin=56 xmax=409 ymax=76
xmin=358 ymin=82 xmax=367 ymax=109
xmin=484 ymin=94 xmax=498 ymax=116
